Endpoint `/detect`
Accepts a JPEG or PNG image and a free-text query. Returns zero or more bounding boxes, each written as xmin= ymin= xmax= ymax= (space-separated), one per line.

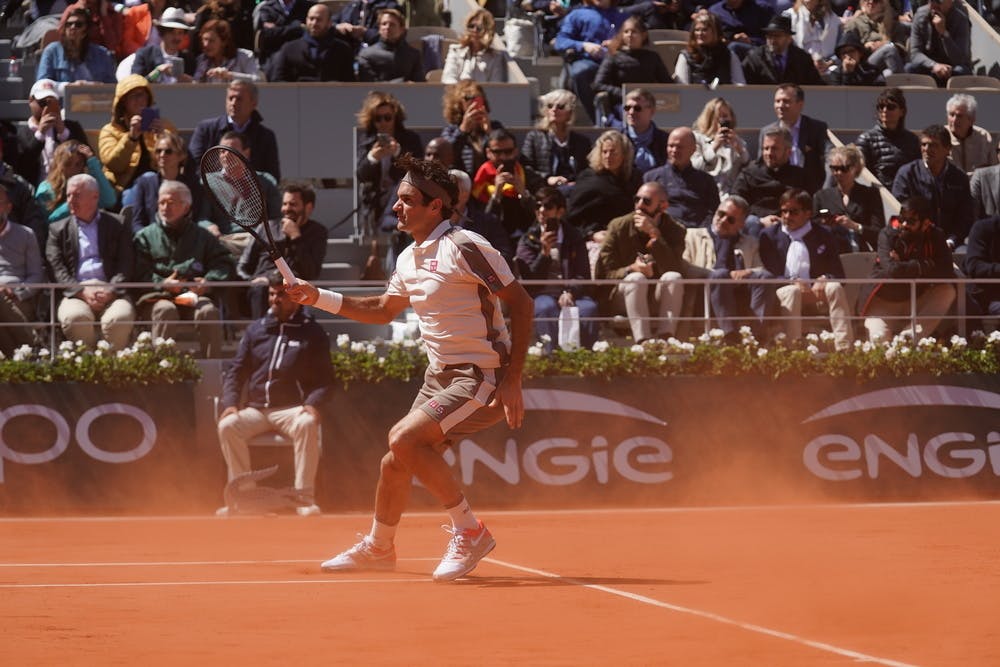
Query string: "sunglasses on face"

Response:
xmin=829 ymin=164 xmax=850 ymax=173
xmin=547 ymin=103 xmax=567 ymax=110
xmin=374 ymin=113 xmax=394 ymax=122
xmin=489 ymin=147 xmax=516 ymax=157
xmin=623 ymin=104 xmax=647 ymax=113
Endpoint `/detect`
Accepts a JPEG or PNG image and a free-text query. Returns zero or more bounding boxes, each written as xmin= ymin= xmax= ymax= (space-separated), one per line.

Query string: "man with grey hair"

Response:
xmin=682 ymin=194 xmax=774 ymax=342
xmin=945 ymin=93 xmax=997 ymax=175
xmin=732 ymin=126 xmax=809 ymax=236
xmin=188 ymin=80 xmax=281 ymax=182
xmin=0 ymin=183 xmax=44 ymax=356
xmin=133 ymin=180 xmax=234 ymax=358
xmin=46 ymin=174 xmax=136 ymax=351
xmin=450 ymin=167 xmax=514 ymax=269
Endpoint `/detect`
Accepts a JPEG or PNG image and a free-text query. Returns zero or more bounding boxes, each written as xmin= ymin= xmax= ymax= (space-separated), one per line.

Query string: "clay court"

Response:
xmin=3 ymin=501 xmax=999 ymax=666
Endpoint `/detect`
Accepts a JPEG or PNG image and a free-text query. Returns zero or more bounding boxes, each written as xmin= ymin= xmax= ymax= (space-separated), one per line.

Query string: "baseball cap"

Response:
xmin=30 ymin=79 xmax=60 ymax=101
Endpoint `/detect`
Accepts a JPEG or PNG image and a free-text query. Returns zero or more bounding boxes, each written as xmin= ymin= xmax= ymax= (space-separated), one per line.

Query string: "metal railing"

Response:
xmin=2 ymin=275 xmax=998 ymax=357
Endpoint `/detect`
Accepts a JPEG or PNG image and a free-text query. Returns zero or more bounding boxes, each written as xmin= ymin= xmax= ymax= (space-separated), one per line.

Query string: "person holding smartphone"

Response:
xmin=16 ymin=79 xmax=90 ymax=188
xmin=131 ymin=7 xmax=196 ymax=84
xmin=98 ymin=74 xmax=178 ymax=192
xmin=515 ymin=186 xmax=599 ymax=351
xmin=691 ymin=97 xmax=750 ymax=198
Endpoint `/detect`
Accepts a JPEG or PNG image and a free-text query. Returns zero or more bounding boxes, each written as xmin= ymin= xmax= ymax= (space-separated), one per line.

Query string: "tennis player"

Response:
xmin=285 ymin=155 xmax=533 ymax=582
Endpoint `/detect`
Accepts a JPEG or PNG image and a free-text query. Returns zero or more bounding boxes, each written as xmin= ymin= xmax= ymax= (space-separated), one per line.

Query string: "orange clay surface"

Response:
xmin=2 ymin=502 xmax=999 ymax=666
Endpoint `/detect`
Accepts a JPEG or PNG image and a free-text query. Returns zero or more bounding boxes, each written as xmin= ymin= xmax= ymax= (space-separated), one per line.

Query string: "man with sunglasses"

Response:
xmin=891 ymin=124 xmax=973 ymax=250
xmin=759 ymin=188 xmax=853 ymax=350
xmin=843 ymin=0 xmax=907 ymax=79
xmin=594 ymin=181 xmax=687 ymax=342
xmin=471 ymin=129 xmax=537 ymax=245
xmin=621 ymin=89 xmax=667 ymax=175
xmin=516 ymin=186 xmax=599 ymax=350
xmin=905 ymin=0 xmax=971 ymax=84
xmin=858 ymin=195 xmax=955 ymax=343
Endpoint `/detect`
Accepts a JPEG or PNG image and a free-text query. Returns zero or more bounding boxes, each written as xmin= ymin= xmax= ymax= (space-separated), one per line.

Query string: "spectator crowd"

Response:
xmin=1 ymin=0 xmax=999 ymax=359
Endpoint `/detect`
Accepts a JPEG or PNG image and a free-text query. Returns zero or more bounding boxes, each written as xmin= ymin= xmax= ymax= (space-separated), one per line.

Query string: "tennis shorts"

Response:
xmin=412 ymin=363 xmax=507 ymax=438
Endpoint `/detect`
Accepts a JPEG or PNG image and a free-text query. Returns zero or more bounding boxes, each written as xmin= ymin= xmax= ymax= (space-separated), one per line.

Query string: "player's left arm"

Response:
xmin=494 ymin=279 xmax=534 ymax=429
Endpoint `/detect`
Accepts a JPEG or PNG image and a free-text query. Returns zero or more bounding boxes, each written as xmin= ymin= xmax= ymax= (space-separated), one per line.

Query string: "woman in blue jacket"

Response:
xmin=37 ymin=7 xmax=117 ymax=85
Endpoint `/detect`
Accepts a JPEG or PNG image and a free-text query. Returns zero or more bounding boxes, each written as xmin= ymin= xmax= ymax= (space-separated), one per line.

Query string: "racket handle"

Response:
xmin=274 ymin=257 xmax=298 ymax=286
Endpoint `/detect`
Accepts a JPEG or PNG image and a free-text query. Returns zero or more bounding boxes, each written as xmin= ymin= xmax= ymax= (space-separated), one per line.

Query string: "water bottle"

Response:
xmin=7 ymin=57 xmax=19 ymax=80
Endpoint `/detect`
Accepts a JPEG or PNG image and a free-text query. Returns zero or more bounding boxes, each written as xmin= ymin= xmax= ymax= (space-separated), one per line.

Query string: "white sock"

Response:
xmin=369 ymin=518 xmax=396 ymax=550
xmin=446 ymin=497 xmax=479 ymax=531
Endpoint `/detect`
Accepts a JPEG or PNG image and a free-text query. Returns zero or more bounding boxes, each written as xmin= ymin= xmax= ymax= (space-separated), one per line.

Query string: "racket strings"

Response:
xmin=201 ymin=152 xmax=267 ymax=230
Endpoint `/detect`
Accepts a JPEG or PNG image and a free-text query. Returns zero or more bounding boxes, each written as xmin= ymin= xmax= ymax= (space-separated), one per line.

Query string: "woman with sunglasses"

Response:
xmin=520 ymin=89 xmax=591 ymax=188
xmin=35 ymin=140 xmax=117 ymax=223
xmin=121 ymin=130 xmax=201 ymax=233
xmin=441 ymin=8 xmax=509 ymax=84
xmin=356 ymin=92 xmax=423 ymax=238
xmin=856 ymin=87 xmax=920 ymax=189
xmin=38 ymin=7 xmax=117 ymax=84
xmin=812 ymin=144 xmax=884 ymax=253
xmin=592 ymin=16 xmax=670 ymax=123
xmin=674 ymin=12 xmax=746 ymax=86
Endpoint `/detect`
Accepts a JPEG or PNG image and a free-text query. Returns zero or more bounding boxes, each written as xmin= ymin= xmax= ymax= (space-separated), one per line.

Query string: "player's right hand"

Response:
xmin=285 ymin=280 xmax=318 ymax=305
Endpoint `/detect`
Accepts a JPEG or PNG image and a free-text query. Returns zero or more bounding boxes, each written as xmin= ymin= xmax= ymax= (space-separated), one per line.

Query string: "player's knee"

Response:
xmin=380 ymin=449 xmax=408 ymax=475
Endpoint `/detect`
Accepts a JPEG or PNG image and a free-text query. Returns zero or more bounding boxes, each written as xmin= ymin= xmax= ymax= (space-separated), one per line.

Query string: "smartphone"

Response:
xmin=719 ymin=118 xmax=733 ymax=130
xmin=817 ymin=208 xmax=834 ymax=224
xmin=140 ymin=106 xmax=160 ymax=132
xmin=469 ymin=95 xmax=485 ymax=111
xmin=376 ymin=133 xmax=391 ymax=147
xmin=500 ymin=159 xmax=517 ymax=174
xmin=544 ymin=218 xmax=558 ymax=233
xmin=166 ymin=55 xmax=185 ymax=77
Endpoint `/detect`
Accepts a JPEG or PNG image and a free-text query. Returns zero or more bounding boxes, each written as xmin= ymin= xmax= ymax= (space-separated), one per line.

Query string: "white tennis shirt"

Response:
xmin=388 ymin=221 xmax=515 ymax=371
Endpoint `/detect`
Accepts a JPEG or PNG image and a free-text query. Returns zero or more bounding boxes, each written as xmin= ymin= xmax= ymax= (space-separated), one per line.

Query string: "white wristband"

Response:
xmin=315 ymin=289 xmax=343 ymax=314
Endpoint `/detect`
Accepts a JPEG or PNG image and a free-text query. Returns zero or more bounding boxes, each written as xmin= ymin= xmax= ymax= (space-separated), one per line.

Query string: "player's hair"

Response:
xmin=396 ymin=153 xmax=458 ymax=219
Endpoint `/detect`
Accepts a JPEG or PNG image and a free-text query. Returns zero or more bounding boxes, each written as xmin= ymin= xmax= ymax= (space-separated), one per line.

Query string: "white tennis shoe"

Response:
xmin=432 ymin=520 xmax=495 ymax=582
xmin=321 ymin=535 xmax=396 ymax=572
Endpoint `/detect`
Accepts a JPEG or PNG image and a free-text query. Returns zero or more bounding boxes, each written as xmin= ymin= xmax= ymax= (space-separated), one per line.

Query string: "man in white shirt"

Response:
xmin=286 ymin=155 xmax=534 ymax=583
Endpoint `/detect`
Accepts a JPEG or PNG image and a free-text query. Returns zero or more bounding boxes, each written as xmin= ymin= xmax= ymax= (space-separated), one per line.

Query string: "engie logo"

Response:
xmin=442 ymin=389 xmax=672 ymax=486
xmin=801 ymin=385 xmax=1000 ymax=481
xmin=0 ymin=403 xmax=157 ymax=483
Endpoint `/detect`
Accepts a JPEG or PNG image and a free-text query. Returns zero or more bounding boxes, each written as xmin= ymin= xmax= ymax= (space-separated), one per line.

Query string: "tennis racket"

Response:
xmin=200 ymin=145 xmax=297 ymax=286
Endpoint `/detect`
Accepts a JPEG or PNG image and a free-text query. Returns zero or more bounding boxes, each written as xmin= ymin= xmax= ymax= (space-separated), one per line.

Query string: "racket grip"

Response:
xmin=274 ymin=257 xmax=298 ymax=286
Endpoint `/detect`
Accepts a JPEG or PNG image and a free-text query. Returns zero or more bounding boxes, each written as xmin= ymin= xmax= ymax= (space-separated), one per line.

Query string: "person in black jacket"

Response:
xmin=130 ymin=7 xmax=196 ymax=82
xmin=239 ymin=182 xmax=329 ymax=319
xmin=188 ymin=80 xmax=282 ymax=182
xmin=732 ymin=126 xmax=808 ymax=235
xmin=741 ymin=14 xmax=825 ymax=86
xmin=964 ymin=215 xmax=1000 ymax=319
xmin=828 ymin=30 xmax=884 ymax=86
xmin=216 ymin=271 xmax=334 ymax=517
xmin=356 ymin=8 xmax=425 ymax=82
xmin=266 ymin=4 xmax=354 ymax=82
xmin=858 ymin=195 xmax=956 ymax=342
xmin=812 ymin=144 xmax=885 ymax=253
xmin=592 ymin=16 xmax=671 ymax=124
xmin=253 ymin=0 xmax=314 ymax=65
xmin=856 ymin=88 xmax=920 ymax=189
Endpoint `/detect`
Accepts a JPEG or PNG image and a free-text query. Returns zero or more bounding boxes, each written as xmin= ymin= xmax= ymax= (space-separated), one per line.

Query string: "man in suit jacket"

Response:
xmin=267 ymin=4 xmax=354 ymax=83
xmin=758 ymin=84 xmax=832 ymax=194
xmin=731 ymin=126 xmax=808 ymax=234
xmin=970 ymin=161 xmax=1000 ymax=220
xmin=15 ymin=79 xmax=89 ymax=187
xmin=45 ymin=174 xmax=135 ymax=350
xmin=356 ymin=8 xmax=425 ymax=82
xmin=741 ymin=15 xmax=825 ymax=87
xmin=759 ymin=188 xmax=853 ymax=350
xmin=188 ymin=80 xmax=282 ymax=182
xmin=683 ymin=194 xmax=774 ymax=342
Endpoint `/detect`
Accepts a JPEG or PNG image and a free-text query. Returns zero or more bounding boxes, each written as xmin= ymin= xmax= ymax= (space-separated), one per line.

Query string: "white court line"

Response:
xmin=0 ymin=557 xmax=440 ymax=568
xmin=2 ymin=499 xmax=999 ymax=523
xmin=485 ymin=557 xmax=921 ymax=667
xmin=0 ymin=578 xmax=429 ymax=590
